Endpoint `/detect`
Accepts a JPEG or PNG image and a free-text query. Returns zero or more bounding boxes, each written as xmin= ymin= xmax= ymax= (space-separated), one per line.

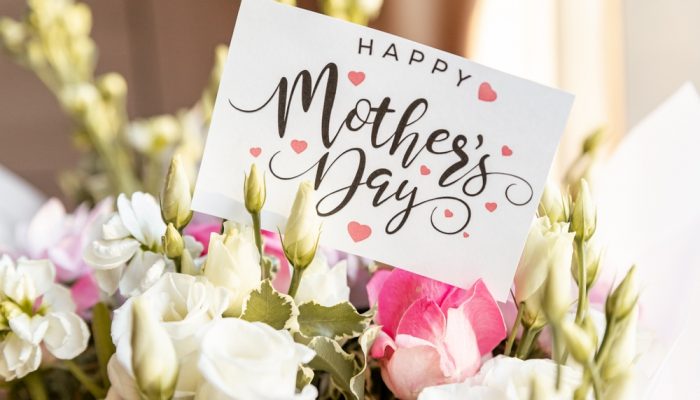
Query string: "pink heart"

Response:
xmin=249 ymin=147 xmax=262 ymax=157
xmin=444 ymin=209 xmax=454 ymax=218
xmin=478 ymin=82 xmax=498 ymax=102
xmin=348 ymin=221 xmax=372 ymax=243
xmin=501 ymin=145 xmax=513 ymax=156
xmin=462 ymin=232 xmax=470 ymax=238
xmin=420 ymin=165 xmax=431 ymax=176
xmin=348 ymin=71 xmax=366 ymax=86
xmin=291 ymin=140 xmax=308 ymax=154
xmin=485 ymin=202 xmax=498 ymax=212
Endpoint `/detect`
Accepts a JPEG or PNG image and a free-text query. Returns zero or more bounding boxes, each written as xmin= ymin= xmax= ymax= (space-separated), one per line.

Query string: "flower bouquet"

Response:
xmin=0 ymin=1 xmax=653 ymax=400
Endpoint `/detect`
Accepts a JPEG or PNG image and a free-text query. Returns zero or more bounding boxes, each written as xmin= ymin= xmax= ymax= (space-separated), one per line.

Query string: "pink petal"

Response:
xmin=377 ymin=269 xmax=452 ymax=338
xmin=366 ymin=269 xmax=392 ymax=310
xmin=441 ymin=279 xmax=505 ymax=355
xmin=263 ymin=230 xmax=291 ymax=293
xmin=443 ymin=307 xmax=481 ymax=379
xmin=71 ymin=274 xmax=100 ymax=317
xmin=370 ymin=330 xmax=396 ymax=359
xmin=383 ymin=345 xmax=448 ymax=400
xmin=395 ymin=298 xmax=446 ymax=345
xmin=184 ymin=220 xmax=221 ymax=256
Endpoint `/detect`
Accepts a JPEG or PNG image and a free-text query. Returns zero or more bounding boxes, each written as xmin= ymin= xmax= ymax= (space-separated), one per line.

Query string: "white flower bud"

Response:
xmin=538 ymin=182 xmax=569 ymax=224
xmin=62 ymin=3 xmax=92 ymax=37
xmin=162 ymin=223 xmax=184 ymax=259
xmin=131 ymin=298 xmax=178 ymax=400
xmin=561 ymin=321 xmax=594 ymax=365
xmin=602 ymin=307 xmax=638 ymax=381
xmin=244 ymin=164 xmax=266 ymax=214
xmin=161 ymin=155 xmax=192 ymax=230
xmin=283 ymin=181 xmax=321 ymax=270
xmin=606 ymin=266 xmax=638 ymax=321
xmin=571 ymin=179 xmax=596 ymax=241
xmin=96 ymin=72 xmax=127 ymax=101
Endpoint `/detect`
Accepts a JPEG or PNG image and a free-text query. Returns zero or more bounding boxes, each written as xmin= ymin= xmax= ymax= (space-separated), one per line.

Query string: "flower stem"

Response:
xmin=252 ymin=212 xmax=267 ymax=279
xmin=504 ymin=304 xmax=524 ymax=356
xmin=92 ymin=302 xmax=116 ymax=388
xmin=23 ymin=371 xmax=47 ymax=400
xmin=574 ymin=239 xmax=587 ymax=325
xmin=288 ymin=266 xmax=304 ymax=298
xmin=64 ymin=360 xmax=107 ymax=399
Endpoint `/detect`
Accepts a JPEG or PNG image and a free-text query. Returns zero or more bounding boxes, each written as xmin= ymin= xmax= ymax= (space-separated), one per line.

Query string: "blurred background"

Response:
xmin=0 ymin=0 xmax=699 ymax=200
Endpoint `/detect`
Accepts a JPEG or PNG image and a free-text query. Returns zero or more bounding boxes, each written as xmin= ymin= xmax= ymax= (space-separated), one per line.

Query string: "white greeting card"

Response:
xmin=192 ymin=0 xmax=573 ymax=300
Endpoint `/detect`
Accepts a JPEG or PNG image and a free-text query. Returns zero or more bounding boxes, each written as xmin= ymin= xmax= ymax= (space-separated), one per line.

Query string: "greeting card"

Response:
xmin=192 ymin=0 xmax=573 ymax=300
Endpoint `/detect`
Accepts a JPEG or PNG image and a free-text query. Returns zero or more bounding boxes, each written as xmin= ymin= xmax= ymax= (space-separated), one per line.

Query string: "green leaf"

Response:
xmin=349 ymin=326 xmax=381 ymax=399
xmin=241 ymin=280 xmax=297 ymax=330
xmin=297 ymin=301 xmax=369 ymax=340
xmin=296 ymin=365 xmax=314 ymax=390
xmin=307 ymin=337 xmax=356 ymax=398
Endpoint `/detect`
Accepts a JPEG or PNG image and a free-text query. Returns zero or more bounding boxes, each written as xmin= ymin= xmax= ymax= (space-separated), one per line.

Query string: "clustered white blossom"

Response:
xmin=0 ymin=255 xmax=89 ymax=380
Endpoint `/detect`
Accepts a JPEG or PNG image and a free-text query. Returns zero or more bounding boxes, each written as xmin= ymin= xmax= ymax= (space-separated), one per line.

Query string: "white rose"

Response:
xmin=197 ymin=318 xmax=317 ymax=400
xmin=294 ymin=253 xmax=350 ymax=306
xmin=203 ymin=222 xmax=260 ymax=316
xmin=111 ymin=272 xmax=228 ymax=396
xmin=418 ymin=356 xmax=582 ymax=400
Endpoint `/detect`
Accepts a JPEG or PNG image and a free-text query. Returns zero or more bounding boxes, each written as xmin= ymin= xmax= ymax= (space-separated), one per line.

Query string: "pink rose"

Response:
xmin=183 ymin=215 xmax=221 ymax=255
xmin=367 ymin=269 xmax=506 ymax=399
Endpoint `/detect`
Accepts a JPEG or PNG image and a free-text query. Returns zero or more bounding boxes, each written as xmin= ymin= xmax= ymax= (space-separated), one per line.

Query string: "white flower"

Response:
xmin=204 ymin=222 xmax=260 ymax=316
xmin=111 ymin=272 xmax=228 ymax=397
xmin=294 ymin=253 xmax=350 ymax=306
xmin=0 ymin=256 xmax=89 ymax=380
xmin=84 ymin=192 xmax=202 ymax=297
xmin=418 ymin=356 xmax=582 ymax=400
xmin=283 ymin=181 xmax=321 ymax=270
xmin=196 ymin=318 xmax=317 ymax=400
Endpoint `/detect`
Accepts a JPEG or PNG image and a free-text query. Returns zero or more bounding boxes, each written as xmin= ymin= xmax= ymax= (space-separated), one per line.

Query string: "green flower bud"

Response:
xmin=283 ymin=181 xmax=321 ymax=270
xmin=161 ymin=154 xmax=193 ymax=229
xmin=180 ymin=249 xmax=198 ymax=276
xmin=572 ymin=242 xmax=602 ymax=289
xmin=538 ymin=182 xmax=570 ymax=224
xmin=131 ymin=298 xmax=178 ymax=400
xmin=244 ymin=164 xmax=266 ymax=214
xmin=162 ymin=223 xmax=184 ymax=259
xmin=561 ymin=321 xmax=594 ymax=365
xmin=570 ymin=179 xmax=596 ymax=241
xmin=606 ymin=266 xmax=638 ymax=321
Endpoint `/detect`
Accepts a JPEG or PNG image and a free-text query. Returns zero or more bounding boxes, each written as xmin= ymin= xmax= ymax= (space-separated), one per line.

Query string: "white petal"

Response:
xmin=117 ymin=193 xmax=146 ymax=244
xmin=84 ymin=238 xmax=139 ymax=269
xmin=16 ymin=258 xmax=55 ymax=296
xmin=43 ymin=312 xmax=90 ymax=359
xmin=94 ymin=266 xmax=125 ymax=295
xmin=9 ymin=315 xmax=48 ymax=345
xmin=2 ymin=333 xmax=41 ymax=379
xmin=119 ymin=251 xmax=168 ymax=297
xmin=184 ymin=235 xmax=204 ymax=258
xmin=103 ymin=214 xmax=130 ymax=240
xmin=129 ymin=192 xmax=166 ymax=247
xmin=43 ymin=284 xmax=77 ymax=313
xmin=106 ymin=355 xmax=140 ymax=400
xmin=25 ymin=198 xmax=66 ymax=257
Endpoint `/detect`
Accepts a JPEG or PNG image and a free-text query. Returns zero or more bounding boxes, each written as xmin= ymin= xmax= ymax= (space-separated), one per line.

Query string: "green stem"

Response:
xmin=288 ymin=266 xmax=304 ymax=298
xmin=252 ymin=212 xmax=266 ymax=279
xmin=64 ymin=360 xmax=107 ymax=399
xmin=587 ymin=361 xmax=603 ymax=400
xmin=504 ymin=304 xmax=524 ymax=357
xmin=92 ymin=302 xmax=116 ymax=388
xmin=23 ymin=371 xmax=47 ymax=400
xmin=574 ymin=239 xmax=587 ymax=325
xmin=594 ymin=317 xmax=616 ymax=364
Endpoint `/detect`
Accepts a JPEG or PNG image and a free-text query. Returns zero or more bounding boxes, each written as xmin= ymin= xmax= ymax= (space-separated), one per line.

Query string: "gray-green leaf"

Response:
xmin=241 ymin=280 xmax=297 ymax=330
xmin=297 ymin=301 xmax=369 ymax=340
xmin=296 ymin=365 xmax=314 ymax=390
xmin=349 ymin=326 xmax=381 ymax=399
xmin=307 ymin=337 xmax=356 ymax=398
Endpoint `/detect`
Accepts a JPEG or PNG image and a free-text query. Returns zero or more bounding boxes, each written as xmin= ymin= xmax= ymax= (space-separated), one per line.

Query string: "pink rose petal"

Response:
xmin=383 ymin=345 xmax=448 ymax=400
xmin=370 ymin=330 xmax=397 ymax=359
xmin=395 ymin=298 xmax=446 ymax=345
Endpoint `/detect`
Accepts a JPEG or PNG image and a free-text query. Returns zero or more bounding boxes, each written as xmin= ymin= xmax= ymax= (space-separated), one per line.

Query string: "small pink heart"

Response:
xmin=291 ymin=140 xmax=308 ymax=154
xmin=478 ymin=82 xmax=497 ymax=102
xmin=501 ymin=145 xmax=513 ymax=157
xmin=485 ymin=202 xmax=498 ymax=212
xmin=348 ymin=71 xmax=365 ymax=86
xmin=348 ymin=221 xmax=372 ymax=243
xmin=462 ymin=232 xmax=470 ymax=238
xmin=249 ymin=147 xmax=262 ymax=157
xmin=420 ymin=165 xmax=431 ymax=176
xmin=444 ymin=209 xmax=454 ymax=218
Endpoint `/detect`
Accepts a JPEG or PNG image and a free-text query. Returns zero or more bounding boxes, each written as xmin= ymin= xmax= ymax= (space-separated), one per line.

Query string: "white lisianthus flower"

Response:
xmin=203 ymin=222 xmax=260 ymax=316
xmin=514 ymin=217 xmax=574 ymax=326
xmin=109 ymin=272 xmax=228 ymax=398
xmin=418 ymin=356 xmax=582 ymax=400
xmin=84 ymin=192 xmax=203 ymax=296
xmin=197 ymin=318 xmax=317 ymax=400
xmin=0 ymin=256 xmax=89 ymax=380
xmin=294 ymin=253 xmax=350 ymax=306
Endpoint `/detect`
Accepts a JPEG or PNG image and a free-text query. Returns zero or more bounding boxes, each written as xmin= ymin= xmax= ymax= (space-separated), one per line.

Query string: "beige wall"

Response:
xmin=623 ymin=0 xmax=700 ymax=127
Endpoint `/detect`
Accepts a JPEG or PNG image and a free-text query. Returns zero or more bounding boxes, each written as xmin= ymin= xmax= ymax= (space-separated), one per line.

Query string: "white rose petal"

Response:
xmin=294 ymin=254 xmax=350 ymax=306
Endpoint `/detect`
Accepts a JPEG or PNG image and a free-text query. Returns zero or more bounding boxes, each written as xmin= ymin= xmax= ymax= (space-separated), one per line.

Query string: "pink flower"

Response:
xmin=261 ymin=230 xmax=291 ymax=293
xmin=12 ymin=198 xmax=112 ymax=315
xmin=183 ymin=215 xmax=221 ymax=255
xmin=367 ymin=269 xmax=506 ymax=400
